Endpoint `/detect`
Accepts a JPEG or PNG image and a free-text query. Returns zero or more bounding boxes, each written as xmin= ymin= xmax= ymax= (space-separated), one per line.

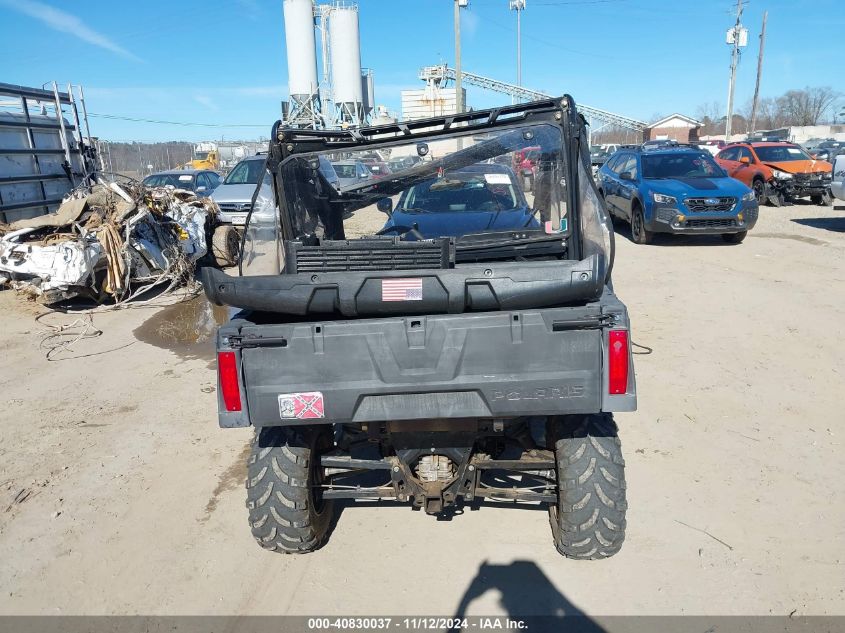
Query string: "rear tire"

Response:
xmin=722 ymin=231 xmax=747 ymax=244
xmin=548 ymin=414 xmax=627 ymax=559
xmin=631 ymin=206 xmax=653 ymax=245
xmin=246 ymin=426 xmax=334 ymax=554
xmin=211 ymin=225 xmax=240 ymax=268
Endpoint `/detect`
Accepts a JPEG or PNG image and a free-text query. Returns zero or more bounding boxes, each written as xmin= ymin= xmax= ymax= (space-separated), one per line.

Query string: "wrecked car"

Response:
xmin=202 ymin=97 xmax=635 ymax=559
xmin=716 ymin=142 xmax=834 ymax=206
xmin=0 ymin=180 xmax=209 ymax=303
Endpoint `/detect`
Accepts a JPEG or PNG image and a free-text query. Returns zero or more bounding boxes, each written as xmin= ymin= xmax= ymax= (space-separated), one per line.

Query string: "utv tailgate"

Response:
xmin=220 ymin=301 xmax=634 ymax=427
xmin=202 ymin=255 xmax=604 ymax=317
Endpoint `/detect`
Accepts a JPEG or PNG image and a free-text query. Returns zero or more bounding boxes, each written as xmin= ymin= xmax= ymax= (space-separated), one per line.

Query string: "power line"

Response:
xmin=88 ymin=113 xmax=267 ymax=128
xmin=473 ymin=10 xmax=617 ymax=60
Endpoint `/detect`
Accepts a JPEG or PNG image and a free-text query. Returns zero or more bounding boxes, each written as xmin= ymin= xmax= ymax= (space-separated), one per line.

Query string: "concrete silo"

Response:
xmin=283 ymin=0 xmax=321 ymax=127
xmin=328 ymin=3 xmax=364 ymax=124
xmin=361 ymin=68 xmax=375 ymax=117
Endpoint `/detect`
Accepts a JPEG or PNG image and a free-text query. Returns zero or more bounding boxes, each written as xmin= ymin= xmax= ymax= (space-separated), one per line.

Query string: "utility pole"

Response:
xmin=749 ymin=10 xmax=767 ymax=135
xmin=510 ymin=0 xmax=526 ymax=88
xmin=725 ymin=0 xmax=746 ymax=141
xmin=454 ymin=0 xmax=468 ymax=114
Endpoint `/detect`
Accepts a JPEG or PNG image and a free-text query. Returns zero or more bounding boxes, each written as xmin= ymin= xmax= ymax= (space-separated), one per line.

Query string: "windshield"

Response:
xmin=143 ymin=173 xmax=195 ymax=188
xmin=195 ymin=151 xmax=209 ymax=160
xmin=398 ymin=168 xmax=524 ymax=213
xmin=277 ymin=123 xmax=568 ymax=243
xmin=224 ymin=159 xmax=266 ymax=185
xmin=642 ymin=152 xmax=726 ymax=179
xmin=754 ymin=145 xmax=812 ymax=162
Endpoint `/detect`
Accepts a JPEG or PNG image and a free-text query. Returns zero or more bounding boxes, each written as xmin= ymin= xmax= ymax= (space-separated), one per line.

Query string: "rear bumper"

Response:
xmin=215 ymin=289 xmax=636 ymax=428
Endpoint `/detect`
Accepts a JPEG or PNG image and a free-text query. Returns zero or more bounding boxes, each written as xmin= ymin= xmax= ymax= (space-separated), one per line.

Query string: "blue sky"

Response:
xmin=1 ymin=0 xmax=842 ymax=142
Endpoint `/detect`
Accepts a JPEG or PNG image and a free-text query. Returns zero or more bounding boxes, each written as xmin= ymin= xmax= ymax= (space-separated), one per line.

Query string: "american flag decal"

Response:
xmin=278 ymin=392 xmax=325 ymax=420
xmin=382 ymin=278 xmax=423 ymax=301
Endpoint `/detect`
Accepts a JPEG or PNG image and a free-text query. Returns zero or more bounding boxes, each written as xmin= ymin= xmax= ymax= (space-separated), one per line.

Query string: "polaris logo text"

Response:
xmin=492 ymin=385 xmax=585 ymax=401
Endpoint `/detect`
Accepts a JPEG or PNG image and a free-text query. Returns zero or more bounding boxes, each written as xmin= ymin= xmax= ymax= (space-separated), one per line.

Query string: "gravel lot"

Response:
xmin=0 ymin=199 xmax=843 ymax=616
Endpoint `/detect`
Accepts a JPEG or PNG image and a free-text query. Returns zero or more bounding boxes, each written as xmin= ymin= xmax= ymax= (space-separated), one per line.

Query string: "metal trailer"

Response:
xmin=0 ymin=82 xmax=99 ymax=224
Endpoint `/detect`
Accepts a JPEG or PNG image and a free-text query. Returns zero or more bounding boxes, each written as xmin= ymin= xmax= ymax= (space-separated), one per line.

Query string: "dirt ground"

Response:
xmin=0 ymin=200 xmax=843 ymax=617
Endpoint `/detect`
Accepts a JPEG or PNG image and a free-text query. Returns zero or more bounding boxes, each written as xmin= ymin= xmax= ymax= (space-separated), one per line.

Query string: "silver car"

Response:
xmin=332 ymin=160 xmax=372 ymax=189
xmin=211 ymin=157 xmax=274 ymax=227
xmin=212 ymin=156 xmax=340 ymax=227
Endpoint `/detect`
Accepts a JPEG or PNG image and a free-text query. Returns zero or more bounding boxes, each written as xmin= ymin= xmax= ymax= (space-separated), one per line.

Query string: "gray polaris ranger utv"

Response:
xmin=201 ymin=96 xmax=636 ymax=559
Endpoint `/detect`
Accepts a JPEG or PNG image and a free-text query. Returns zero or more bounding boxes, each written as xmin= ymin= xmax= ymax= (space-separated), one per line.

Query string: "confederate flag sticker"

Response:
xmin=278 ymin=392 xmax=325 ymax=420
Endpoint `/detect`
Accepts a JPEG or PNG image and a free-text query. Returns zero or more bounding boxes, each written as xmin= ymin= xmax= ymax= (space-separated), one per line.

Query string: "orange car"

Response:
xmin=715 ymin=142 xmax=833 ymax=206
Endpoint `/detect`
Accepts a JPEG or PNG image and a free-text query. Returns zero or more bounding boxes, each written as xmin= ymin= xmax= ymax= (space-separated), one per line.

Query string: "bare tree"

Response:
xmin=754 ymin=97 xmax=784 ymax=130
xmin=777 ymin=87 xmax=839 ymax=126
xmin=695 ymin=101 xmax=724 ymax=136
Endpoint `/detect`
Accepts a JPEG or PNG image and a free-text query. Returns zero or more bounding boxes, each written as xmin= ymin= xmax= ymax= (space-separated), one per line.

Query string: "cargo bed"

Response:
xmin=215 ymin=288 xmax=635 ymax=428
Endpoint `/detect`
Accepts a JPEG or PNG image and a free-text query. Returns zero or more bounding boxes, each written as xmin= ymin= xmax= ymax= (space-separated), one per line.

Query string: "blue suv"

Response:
xmin=597 ymin=146 xmax=758 ymax=244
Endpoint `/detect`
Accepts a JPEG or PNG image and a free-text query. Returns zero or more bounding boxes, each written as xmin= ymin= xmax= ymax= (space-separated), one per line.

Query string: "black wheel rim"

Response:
xmin=753 ymin=181 xmax=765 ymax=203
xmin=632 ymin=212 xmax=642 ymax=241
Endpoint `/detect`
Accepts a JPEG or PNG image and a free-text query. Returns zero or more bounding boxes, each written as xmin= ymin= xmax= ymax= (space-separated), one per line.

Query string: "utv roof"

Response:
xmin=270 ymin=97 xmax=574 ymax=153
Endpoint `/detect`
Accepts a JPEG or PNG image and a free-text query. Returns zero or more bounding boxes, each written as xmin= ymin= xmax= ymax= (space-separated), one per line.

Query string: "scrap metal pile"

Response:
xmin=0 ymin=180 xmax=213 ymax=304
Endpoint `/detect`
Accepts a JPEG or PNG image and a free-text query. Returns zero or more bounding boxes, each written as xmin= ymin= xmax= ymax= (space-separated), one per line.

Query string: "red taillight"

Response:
xmin=218 ymin=351 xmax=242 ymax=412
xmin=608 ymin=330 xmax=629 ymax=395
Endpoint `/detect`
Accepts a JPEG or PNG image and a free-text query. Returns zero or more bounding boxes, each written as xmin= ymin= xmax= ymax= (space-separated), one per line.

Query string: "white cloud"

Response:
xmin=193 ymin=95 xmax=219 ymax=111
xmin=2 ymin=0 xmax=143 ymax=62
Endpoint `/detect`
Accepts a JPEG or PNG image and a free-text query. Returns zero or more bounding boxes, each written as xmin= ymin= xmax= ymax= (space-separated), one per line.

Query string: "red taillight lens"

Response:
xmin=608 ymin=330 xmax=629 ymax=395
xmin=218 ymin=351 xmax=242 ymax=412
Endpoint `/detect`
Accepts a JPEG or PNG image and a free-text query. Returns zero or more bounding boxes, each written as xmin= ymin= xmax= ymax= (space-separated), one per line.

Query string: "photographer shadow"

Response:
xmin=452 ymin=560 xmax=605 ymax=633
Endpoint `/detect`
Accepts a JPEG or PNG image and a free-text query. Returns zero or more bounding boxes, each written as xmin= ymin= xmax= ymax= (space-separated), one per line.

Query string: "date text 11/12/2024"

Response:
xmin=307 ymin=617 xmax=529 ymax=630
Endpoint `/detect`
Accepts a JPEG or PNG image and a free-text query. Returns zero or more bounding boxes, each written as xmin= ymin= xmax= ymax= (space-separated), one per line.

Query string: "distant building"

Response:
xmin=645 ymin=114 xmax=702 ymax=143
xmin=400 ymin=87 xmax=467 ymax=121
